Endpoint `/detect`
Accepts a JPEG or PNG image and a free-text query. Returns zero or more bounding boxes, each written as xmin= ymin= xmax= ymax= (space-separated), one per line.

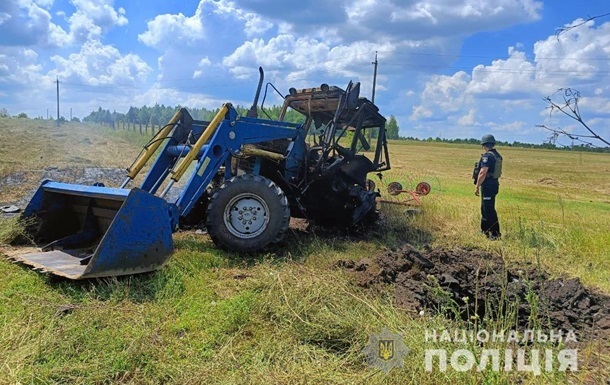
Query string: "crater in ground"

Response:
xmin=338 ymin=244 xmax=610 ymax=340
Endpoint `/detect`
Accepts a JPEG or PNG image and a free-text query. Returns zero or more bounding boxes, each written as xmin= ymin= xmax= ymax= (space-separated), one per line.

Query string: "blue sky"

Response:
xmin=1 ymin=0 xmax=609 ymax=145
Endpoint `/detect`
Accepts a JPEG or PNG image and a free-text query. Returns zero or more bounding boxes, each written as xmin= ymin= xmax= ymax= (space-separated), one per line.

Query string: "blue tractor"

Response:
xmin=8 ymin=68 xmax=391 ymax=279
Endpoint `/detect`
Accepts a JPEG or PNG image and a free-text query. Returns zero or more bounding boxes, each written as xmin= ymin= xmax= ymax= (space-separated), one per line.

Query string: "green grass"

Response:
xmin=0 ymin=120 xmax=608 ymax=383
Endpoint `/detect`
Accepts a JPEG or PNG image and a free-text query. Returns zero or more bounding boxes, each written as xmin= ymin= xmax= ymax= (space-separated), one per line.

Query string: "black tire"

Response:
xmin=205 ymin=174 xmax=290 ymax=252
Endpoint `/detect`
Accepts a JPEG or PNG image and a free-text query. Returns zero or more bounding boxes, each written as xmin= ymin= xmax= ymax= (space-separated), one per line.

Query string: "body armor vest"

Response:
xmin=487 ymin=150 xmax=502 ymax=179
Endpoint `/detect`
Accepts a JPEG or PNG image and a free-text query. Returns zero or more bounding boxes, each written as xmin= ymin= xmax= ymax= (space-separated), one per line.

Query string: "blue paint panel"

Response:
xmin=229 ymin=120 xmax=299 ymax=146
xmin=240 ymin=116 xmax=302 ymax=129
xmin=23 ymin=180 xmax=129 ymax=217
xmin=42 ymin=181 xmax=130 ymax=199
xmin=22 ymin=180 xmax=52 ymax=217
xmin=83 ymin=188 xmax=175 ymax=278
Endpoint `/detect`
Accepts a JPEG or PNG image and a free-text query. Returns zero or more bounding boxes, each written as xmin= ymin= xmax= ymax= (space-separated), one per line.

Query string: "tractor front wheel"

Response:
xmin=206 ymin=174 xmax=290 ymax=252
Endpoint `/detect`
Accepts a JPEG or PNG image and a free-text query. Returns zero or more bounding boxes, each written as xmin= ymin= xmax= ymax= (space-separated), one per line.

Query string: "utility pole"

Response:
xmin=70 ymin=107 xmax=72 ymax=121
xmin=56 ymin=77 xmax=60 ymax=127
xmin=46 ymin=108 xmax=48 ymax=120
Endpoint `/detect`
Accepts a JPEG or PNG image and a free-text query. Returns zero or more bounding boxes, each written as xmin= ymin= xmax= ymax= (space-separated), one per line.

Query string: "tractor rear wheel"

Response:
xmin=206 ymin=174 xmax=290 ymax=252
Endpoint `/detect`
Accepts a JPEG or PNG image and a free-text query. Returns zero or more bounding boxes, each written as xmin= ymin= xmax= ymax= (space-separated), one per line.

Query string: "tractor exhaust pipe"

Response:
xmin=247 ymin=67 xmax=264 ymax=118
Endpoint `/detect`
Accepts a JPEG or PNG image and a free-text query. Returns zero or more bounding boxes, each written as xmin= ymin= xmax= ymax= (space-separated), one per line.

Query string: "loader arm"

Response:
xmin=127 ymin=103 xmax=304 ymax=218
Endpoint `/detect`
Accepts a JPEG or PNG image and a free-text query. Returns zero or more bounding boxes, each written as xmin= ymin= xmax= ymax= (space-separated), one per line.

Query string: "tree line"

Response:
xmin=398 ymin=136 xmax=610 ymax=153
xmin=82 ymin=104 xmax=403 ymax=139
xmin=83 ymin=104 xmax=307 ymax=127
xmin=80 ymin=105 xmax=607 ymax=152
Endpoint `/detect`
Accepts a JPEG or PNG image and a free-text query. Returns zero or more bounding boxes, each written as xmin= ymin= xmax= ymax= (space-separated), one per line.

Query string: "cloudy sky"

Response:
xmin=1 ymin=0 xmax=609 ymax=144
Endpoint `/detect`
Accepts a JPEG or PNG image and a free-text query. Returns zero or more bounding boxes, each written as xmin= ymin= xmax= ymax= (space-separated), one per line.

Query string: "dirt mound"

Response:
xmin=338 ymin=245 xmax=610 ymax=339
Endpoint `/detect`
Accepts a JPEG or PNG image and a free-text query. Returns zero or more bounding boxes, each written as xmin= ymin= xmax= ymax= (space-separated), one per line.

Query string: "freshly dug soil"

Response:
xmin=337 ymin=244 xmax=610 ymax=339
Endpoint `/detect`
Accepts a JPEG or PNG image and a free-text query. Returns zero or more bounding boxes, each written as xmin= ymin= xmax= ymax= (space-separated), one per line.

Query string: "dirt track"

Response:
xmin=338 ymin=244 xmax=610 ymax=340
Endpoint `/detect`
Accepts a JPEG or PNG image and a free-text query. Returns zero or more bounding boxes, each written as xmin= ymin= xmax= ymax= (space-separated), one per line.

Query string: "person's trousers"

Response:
xmin=481 ymin=179 xmax=501 ymax=238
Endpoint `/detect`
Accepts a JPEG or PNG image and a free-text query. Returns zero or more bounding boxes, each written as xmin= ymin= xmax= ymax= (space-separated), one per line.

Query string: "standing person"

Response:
xmin=474 ymin=134 xmax=502 ymax=239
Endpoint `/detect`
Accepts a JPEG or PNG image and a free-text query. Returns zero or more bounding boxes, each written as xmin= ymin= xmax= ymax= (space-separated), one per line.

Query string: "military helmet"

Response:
xmin=481 ymin=134 xmax=496 ymax=146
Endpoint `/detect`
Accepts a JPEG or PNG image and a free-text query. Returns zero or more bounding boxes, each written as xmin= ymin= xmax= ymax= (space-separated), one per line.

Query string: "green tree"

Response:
xmin=386 ymin=115 xmax=400 ymax=139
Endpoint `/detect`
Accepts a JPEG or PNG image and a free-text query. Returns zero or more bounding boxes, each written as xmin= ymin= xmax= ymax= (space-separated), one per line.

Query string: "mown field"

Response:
xmin=0 ymin=117 xmax=609 ymax=384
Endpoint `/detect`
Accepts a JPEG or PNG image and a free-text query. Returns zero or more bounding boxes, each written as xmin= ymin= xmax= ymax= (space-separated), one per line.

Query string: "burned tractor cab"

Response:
xmin=278 ymin=81 xmax=391 ymax=225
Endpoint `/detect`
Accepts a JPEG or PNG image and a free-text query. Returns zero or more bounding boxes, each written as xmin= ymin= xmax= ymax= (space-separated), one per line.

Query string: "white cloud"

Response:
xmin=579 ymin=96 xmax=610 ymax=117
xmin=223 ymin=36 xmax=292 ymax=71
xmin=0 ymin=0 xmax=128 ymax=48
xmin=0 ymin=0 xmax=59 ymax=46
xmin=138 ymin=0 xmax=276 ymax=49
xmin=237 ymin=0 xmax=542 ymax=43
xmin=32 ymin=0 xmax=54 ymax=8
xmin=413 ymin=71 xmax=471 ymax=118
xmin=533 ymin=18 xmax=610 ymax=88
xmin=457 ymin=108 xmax=476 ymax=126
xmin=131 ymin=85 xmax=228 ymax=111
xmin=467 ymin=47 xmax=536 ymax=97
xmin=243 ymin=13 xmax=273 ymax=37
xmin=70 ymin=0 xmax=127 ymax=28
xmin=50 ymin=40 xmax=151 ymax=86
xmin=222 ymin=34 xmax=395 ymax=92
xmin=67 ymin=11 xmax=102 ymax=43
xmin=411 ymin=18 xmax=610 ymax=130
xmin=58 ymin=0 xmax=127 ymax=45
xmin=484 ymin=120 xmax=531 ymax=134
xmin=138 ymin=1 xmax=206 ymax=49
xmin=0 ymin=47 xmax=44 ymax=85
xmin=411 ymin=105 xmax=433 ymax=120
xmin=208 ymin=0 xmax=237 ymax=15
xmin=193 ymin=57 xmax=212 ymax=79
xmin=216 ymin=0 xmax=543 ymax=103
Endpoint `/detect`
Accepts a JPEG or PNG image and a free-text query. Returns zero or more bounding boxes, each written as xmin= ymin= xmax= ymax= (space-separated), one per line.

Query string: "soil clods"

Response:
xmin=338 ymin=244 xmax=610 ymax=339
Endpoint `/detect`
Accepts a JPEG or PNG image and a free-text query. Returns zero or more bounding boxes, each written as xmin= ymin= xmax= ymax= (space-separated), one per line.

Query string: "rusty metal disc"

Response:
xmin=387 ymin=181 xmax=403 ymax=196
xmin=415 ymin=182 xmax=431 ymax=196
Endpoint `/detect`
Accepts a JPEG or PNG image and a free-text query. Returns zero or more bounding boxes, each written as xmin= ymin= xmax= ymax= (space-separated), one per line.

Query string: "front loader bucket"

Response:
xmin=4 ymin=181 xmax=176 ymax=279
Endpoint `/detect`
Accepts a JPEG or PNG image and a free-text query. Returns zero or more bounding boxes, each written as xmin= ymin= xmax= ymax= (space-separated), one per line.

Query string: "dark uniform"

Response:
xmin=479 ymin=149 xmax=502 ymax=238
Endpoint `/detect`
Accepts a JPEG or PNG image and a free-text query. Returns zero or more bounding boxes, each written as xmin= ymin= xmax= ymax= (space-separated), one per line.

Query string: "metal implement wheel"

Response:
xmin=387 ymin=181 xmax=403 ymax=196
xmin=415 ymin=181 xmax=431 ymax=196
xmin=206 ymin=174 xmax=290 ymax=252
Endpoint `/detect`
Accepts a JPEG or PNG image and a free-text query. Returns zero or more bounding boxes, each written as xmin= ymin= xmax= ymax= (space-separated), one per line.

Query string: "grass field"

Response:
xmin=0 ymin=117 xmax=609 ymax=384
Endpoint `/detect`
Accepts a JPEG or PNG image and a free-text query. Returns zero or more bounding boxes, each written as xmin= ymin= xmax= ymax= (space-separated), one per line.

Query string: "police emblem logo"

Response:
xmin=363 ymin=328 xmax=409 ymax=373
xmin=378 ymin=340 xmax=394 ymax=361
xmin=482 ymin=157 xmax=488 ymax=163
